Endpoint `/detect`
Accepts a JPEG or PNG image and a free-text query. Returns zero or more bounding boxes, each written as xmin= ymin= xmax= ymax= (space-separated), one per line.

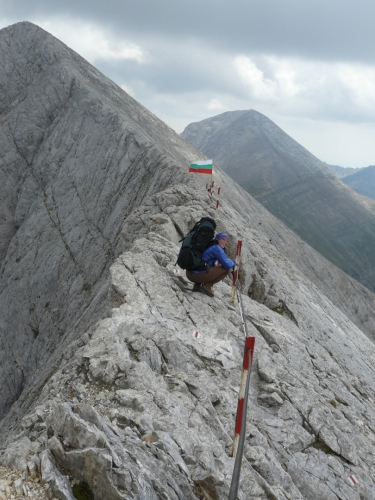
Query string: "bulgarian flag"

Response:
xmin=189 ymin=159 xmax=213 ymax=174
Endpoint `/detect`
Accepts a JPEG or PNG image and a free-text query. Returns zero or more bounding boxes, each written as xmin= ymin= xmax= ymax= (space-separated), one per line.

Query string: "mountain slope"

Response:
xmin=182 ymin=110 xmax=375 ymax=292
xmin=2 ymin=22 xmax=375 ymax=500
xmin=3 ymin=183 xmax=375 ymax=500
xmin=343 ymin=165 xmax=375 ymax=200
xmin=0 ymin=21 xmax=200 ymax=420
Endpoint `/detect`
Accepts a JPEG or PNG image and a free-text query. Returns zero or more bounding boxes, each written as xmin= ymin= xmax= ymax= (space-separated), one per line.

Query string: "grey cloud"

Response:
xmin=1 ymin=0 xmax=375 ymax=166
xmin=95 ymin=40 xmax=248 ymax=98
xmin=2 ymin=0 xmax=375 ymax=64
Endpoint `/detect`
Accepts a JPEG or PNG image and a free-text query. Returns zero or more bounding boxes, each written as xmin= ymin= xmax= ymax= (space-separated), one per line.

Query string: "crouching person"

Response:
xmin=186 ymin=232 xmax=237 ymax=297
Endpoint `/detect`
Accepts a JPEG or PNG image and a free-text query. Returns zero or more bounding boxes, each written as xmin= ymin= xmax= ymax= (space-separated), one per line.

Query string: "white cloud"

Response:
xmin=275 ymin=116 xmax=375 ymax=168
xmin=33 ymin=17 xmax=146 ymax=64
xmin=336 ymin=63 xmax=375 ymax=108
xmin=208 ymin=99 xmax=223 ymax=110
xmin=273 ymin=63 xmax=300 ymax=97
xmin=233 ymin=54 xmax=375 ymax=124
xmin=234 ymin=56 xmax=276 ymax=99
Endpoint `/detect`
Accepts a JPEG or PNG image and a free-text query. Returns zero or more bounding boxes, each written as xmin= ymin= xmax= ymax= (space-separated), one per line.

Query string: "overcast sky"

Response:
xmin=1 ymin=0 xmax=375 ymax=167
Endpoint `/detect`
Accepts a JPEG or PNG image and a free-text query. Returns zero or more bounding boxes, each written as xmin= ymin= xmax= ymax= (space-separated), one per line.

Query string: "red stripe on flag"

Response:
xmin=188 ymin=168 xmax=213 ymax=174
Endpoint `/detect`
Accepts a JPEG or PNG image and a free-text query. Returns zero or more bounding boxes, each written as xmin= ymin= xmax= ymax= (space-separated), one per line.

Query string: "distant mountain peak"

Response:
xmin=182 ymin=110 xmax=375 ymax=292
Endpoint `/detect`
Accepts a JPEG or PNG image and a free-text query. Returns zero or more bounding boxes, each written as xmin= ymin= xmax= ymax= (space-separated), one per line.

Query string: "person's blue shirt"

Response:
xmin=201 ymin=243 xmax=236 ymax=270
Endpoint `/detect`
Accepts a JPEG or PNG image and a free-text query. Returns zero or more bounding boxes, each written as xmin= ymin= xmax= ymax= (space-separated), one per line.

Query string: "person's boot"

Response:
xmin=202 ymin=282 xmax=214 ymax=297
xmin=192 ymin=283 xmax=201 ymax=292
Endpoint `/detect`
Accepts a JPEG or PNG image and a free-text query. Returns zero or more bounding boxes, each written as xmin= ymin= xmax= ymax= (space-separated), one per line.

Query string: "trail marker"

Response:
xmin=215 ymin=187 xmax=221 ymax=212
xmin=228 ymin=284 xmax=256 ymax=500
xmin=348 ymin=475 xmax=358 ymax=485
xmin=232 ymin=335 xmax=256 ymax=458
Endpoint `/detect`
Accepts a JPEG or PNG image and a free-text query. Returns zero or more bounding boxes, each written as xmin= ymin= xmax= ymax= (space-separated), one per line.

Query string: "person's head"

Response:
xmin=215 ymin=232 xmax=229 ymax=249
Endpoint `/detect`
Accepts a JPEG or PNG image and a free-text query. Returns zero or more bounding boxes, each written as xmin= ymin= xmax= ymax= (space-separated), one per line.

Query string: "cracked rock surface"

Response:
xmin=2 ymin=186 xmax=375 ymax=499
xmin=0 ymin=21 xmax=200 ymax=420
xmin=2 ymin=21 xmax=375 ymax=500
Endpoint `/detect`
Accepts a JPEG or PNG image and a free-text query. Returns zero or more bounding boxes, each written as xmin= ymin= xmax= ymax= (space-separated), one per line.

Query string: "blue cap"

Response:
xmin=216 ymin=232 xmax=229 ymax=240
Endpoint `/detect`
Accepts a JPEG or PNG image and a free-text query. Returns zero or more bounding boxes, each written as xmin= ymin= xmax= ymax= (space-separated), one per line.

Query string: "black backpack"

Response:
xmin=177 ymin=217 xmax=216 ymax=270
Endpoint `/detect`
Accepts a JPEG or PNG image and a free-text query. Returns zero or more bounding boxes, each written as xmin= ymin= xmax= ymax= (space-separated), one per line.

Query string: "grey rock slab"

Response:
xmin=285 ymin=449 xmax=367 ymax=500
xmin=46 ymin=402 xmax=109 ymax=450
xmin=245 ymin=445 xmax=303 ymax=499
xmin=258 ymin=391 xmax=284 ymax=407
xmin=115 ymin=389 xmax=154 ymax=411
xmin=40 ymin=450 xmax=74 ymax=500
xmin=0 ymin=436 xmax=37 ymax=472
xmin=153 ymin=431 xmax=191 ymax=477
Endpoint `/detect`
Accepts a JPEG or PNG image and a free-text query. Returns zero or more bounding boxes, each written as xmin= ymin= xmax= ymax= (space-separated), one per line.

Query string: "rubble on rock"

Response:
xmin=0 ymin=466 xmax=50 ymax=500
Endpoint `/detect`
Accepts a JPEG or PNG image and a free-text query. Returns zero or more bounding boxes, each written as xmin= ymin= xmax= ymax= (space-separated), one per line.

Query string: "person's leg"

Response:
xmin=186 ymin=268 xmax=229 ymax=284
xmin=186 ymin=270 xmax=205 ymax=291
xmin=186 ymin=268 xmax=231 ymax=296
xmin=201 ymin=267 xmax=230 ymax=296
xmin=208 ymin=268 xmax=230 ymax=284
xmin=186 ymin=270 xmax=207 ymax=284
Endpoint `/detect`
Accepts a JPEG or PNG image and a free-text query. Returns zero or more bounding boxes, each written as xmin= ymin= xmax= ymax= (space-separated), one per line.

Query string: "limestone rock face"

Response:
xmin=182 ymin=110 xmax=375 ymax=292
xmin=0 ymin=21 xmax=199 ymax=419
xmin=2 ymin=184 xmax=375 ymax=499
xmin=2 ymin=22 xmax=375 ymax=500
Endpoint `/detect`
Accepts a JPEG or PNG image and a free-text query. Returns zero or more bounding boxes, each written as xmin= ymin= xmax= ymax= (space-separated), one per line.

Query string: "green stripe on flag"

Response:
xmin=189 ymin=160 xmax=213 ymax=173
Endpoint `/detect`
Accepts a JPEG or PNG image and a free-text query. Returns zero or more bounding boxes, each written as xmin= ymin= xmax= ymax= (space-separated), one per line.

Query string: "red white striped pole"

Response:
xmin=228 ymin=286 xmax=255 ymax=499
xmin=207 ymin=180 xmax=215 ymax=196
xmin=229 ymin=240 xmax=242 ymax=303
xmin=232 ymin=336 xmax=255 ymax=458
xmin=215 ymin=187 xmax=221 ymax=212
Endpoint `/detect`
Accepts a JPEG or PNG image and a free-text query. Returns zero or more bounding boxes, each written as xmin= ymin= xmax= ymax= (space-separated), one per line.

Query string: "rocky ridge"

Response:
xmin=0 ymin=20 xmax=199 ymax=421
xmin=2 ymin=21 xmax=375 ymax=500
xmin=2 ymin=184 xmax=375 ymax=499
